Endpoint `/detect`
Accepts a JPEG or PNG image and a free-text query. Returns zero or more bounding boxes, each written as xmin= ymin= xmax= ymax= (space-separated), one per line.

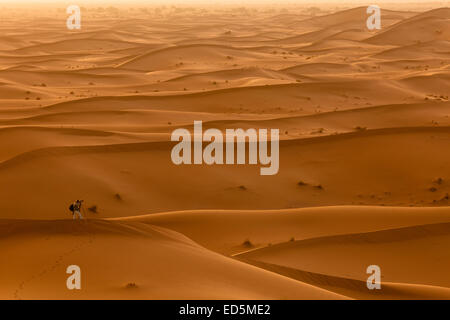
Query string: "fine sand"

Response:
xmin=0 ymin=3 xmax=449 ymax=299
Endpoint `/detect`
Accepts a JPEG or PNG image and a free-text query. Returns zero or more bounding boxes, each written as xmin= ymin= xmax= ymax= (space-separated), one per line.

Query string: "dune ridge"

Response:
xmin=0 ymin=3 xmax=449 ymax=300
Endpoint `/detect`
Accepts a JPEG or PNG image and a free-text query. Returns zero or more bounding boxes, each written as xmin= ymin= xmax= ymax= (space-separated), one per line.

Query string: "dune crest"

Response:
xmin=0 ymin=3 xmax=449 ymax=300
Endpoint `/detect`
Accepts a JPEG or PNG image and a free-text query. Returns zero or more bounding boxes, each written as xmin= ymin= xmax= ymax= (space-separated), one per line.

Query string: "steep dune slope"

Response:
xmin=237 ymin=222 xmax=450 ymax=298
xmin=366 ymin=11 xmax=450 ymax=46
xmin=117 ymin=206 xmax=450 ymax=299
xmin=0 ymin=4 xmax=449 ymax=300
xmin=0 ymin=127 xmax=449 ymax=219
xmin=0 ymin=219 xmax=345 ymax=300
xmin=116 ymin=206 xmax=450 ymax=255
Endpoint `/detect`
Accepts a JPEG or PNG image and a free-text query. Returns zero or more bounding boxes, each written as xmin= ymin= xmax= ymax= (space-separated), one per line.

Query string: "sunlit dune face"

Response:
xmin=0 ymin=1 xmax=449 ymax=300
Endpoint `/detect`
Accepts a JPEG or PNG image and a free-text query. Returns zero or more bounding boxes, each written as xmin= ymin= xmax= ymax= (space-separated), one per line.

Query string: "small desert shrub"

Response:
xmin=297 ymin=181 xmax=307 ymax=186
xmin=114 ymin=193 xmax=122 ymax=200
xmin=314 ymin=184 xmax=324 ymax=190
xmin=88 ymin=205 xmax=98 ymax=213
xmin=312 ymin=128 xmax=324 ymax=134
xmin=242 ymin=239 xmax=253 ymax=248
xmin=238 ymin=185 xmax=247 ymax=191
xmin=125 ymin=282 xmax=138 ymax=289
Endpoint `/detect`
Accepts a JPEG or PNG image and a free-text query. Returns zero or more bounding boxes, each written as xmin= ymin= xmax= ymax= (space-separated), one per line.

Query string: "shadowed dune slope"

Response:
xmin=0 ymin=4 xmax=449 ymax=300
xmin=0 ymin=219 xmax=345 ymax=300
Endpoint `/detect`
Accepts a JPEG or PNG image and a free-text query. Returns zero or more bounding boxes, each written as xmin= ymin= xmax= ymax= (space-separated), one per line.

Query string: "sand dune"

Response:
xmin=116 ymin=206 xmax=450 ymax=255
xmin=0 ymin=127 xmax=448 ymax=220
xmin=294 ymin=7 xmax=399 ymax=29
xmin=119 ymin=44 xmax=270 ymax=71
xmin=0 ymin=3 xmax=449 ymax=300
xmin=117 ymin=206 xmax=450 ymax=299
xmin=366 ymin=9 xmax=450 ymax=45
xmin=236 ymin=221 xmax=450 ymax=296
xmin=236 ymin=260 xmax=450 ymax=300
xmin=0 ymin=219 xmax=345 ymax=300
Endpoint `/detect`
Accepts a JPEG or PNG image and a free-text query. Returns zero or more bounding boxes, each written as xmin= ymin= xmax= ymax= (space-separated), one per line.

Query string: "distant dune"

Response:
xmin=0 ymin=3 xmax=449 ymax=300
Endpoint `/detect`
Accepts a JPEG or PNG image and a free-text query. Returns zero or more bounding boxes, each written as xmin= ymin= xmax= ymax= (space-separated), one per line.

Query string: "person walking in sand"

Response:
xmin=69 ymin=200 xmax=84 ymax=220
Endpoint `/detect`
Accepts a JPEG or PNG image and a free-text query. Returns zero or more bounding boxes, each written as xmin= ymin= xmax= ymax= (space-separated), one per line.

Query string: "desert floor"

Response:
xmin=0 ymin=3 xmax=449 ymax=299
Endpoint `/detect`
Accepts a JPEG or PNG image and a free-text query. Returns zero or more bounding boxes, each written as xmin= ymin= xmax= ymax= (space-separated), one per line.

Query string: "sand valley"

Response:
xmin=0 ymin=2 xmax=449 ymax=299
